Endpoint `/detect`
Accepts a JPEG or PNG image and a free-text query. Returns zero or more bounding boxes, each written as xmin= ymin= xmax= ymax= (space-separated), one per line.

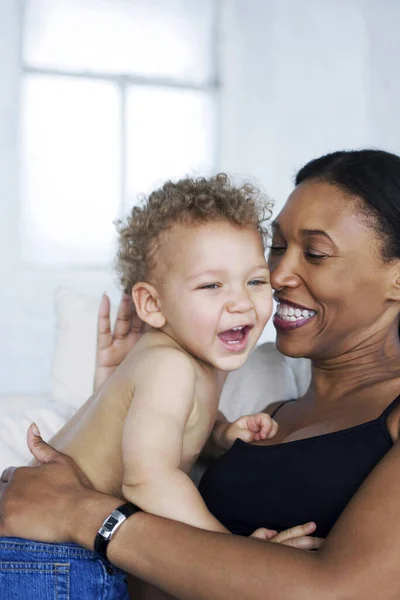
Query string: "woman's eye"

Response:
xmin=269 ymin=245 xmax=286 ymax=254
xmin=305 ymin=251 xmax=328 ymax=261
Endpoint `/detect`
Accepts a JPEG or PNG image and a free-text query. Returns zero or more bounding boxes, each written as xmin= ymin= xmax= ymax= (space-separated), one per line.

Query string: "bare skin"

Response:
xmin=53 ymin=326 xmax=228 ymax=600
xmin=50 ymin=329 xmax=225 ymax=500
xmin=262 ymin=181 xmax=400 ymax=445
xmin=2 ymin=180 xmax=400 ymax=598
xmin=1 ymin=427 xmax=400 ymax=600
xmin=19 ymin=222 xmax=318 ymax=600
xmin=49 ymin=223 xmax=273 ymax=527
xmin=94 ymin=292 xmax=145 ymax=393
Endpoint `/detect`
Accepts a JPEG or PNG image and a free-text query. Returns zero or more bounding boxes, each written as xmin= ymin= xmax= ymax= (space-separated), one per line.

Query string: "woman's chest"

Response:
xmin=199 ymin=421 xmax=392 ymax=537
xmin=262 ymin=398 xmax=400 ymax=447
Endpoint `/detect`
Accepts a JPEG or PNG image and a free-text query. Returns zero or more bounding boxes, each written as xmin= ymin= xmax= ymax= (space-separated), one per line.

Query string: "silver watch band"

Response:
xmin=98 ymin=508 xmax=129 ymax=541
xmin=94 ymin=501 xmax=141 ymax=560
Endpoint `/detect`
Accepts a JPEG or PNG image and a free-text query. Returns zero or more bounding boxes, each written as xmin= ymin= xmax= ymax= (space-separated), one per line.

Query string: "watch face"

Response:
xmin=106 ymin=516 xmax=119 ymax=530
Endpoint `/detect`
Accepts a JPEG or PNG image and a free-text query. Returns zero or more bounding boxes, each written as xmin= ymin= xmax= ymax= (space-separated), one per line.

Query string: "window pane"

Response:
xmin=23 ymin=0 xmax=216 ymax=84
xmin=21 ymin=74 xmax=121 ymax=265
xmin=125 ymin=86 xmax=216 ymax=202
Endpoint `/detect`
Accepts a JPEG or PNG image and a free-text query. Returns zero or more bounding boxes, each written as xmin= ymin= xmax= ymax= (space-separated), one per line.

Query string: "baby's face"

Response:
xmin=157 ymin=221 xmax=272 ymax=371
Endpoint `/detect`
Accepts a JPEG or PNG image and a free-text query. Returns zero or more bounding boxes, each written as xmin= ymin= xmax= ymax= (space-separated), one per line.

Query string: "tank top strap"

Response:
xmin=270 ymin=399 xmax=296 ymax=418
xmin=379 ymin=394 xmax=400 ymax=420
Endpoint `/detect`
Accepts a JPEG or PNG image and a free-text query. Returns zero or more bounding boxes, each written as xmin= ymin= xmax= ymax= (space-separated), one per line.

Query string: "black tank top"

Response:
xmin=199 ymin=395 xmax=400 ymax=538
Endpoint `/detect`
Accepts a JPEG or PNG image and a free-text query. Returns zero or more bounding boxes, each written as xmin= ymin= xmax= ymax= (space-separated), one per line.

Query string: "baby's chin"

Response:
xmin=210 ymin=351 xmax=253 ymax=373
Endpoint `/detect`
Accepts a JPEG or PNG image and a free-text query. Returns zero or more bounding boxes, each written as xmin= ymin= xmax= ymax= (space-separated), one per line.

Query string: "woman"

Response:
xmin=1 ymin=149 xmax=400 ymax=599
xmin=199 ymin=148 xmax=400 ymax=539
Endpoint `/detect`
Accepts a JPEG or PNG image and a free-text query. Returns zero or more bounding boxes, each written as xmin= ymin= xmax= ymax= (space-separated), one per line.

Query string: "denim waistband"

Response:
xmin=0 ymin=537 xmax=129 ymax=599
xmin=0 ymin=537 xmax=100 ymax=561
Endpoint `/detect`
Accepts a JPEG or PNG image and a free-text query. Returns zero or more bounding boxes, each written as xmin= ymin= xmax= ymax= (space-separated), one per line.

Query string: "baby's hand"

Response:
xmin=250 ymin=522 xmax=324 ymax=551
xmin=214 ymin=413 xmax=278 ymax=452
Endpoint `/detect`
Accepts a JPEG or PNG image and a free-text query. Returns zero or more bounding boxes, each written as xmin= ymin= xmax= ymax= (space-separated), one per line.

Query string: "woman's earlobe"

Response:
xmin=131 ymin=283 xmax=166 ymax=329
xmin=393 ymin=276 xmax=400 ymax=301
xmin=385 ymin=270 xmax=400 ymax=303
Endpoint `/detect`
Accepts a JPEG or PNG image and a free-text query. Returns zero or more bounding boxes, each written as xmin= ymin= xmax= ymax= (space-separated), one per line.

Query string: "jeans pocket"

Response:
xmin=0 ymin=561 xmax=70 ymax=600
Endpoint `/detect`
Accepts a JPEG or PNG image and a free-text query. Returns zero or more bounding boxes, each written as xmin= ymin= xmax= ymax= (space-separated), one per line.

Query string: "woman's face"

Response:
xmin=268 ymin=180 xmax=400 ymax=359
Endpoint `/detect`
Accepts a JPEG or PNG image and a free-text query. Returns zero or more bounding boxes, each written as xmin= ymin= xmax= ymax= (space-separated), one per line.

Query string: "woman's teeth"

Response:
xmin=276 ymin=304 xmax=316 ymax=322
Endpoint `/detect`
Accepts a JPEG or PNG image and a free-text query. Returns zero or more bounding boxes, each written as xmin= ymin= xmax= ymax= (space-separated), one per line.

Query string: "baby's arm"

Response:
xmin=122 ymin=352 xmax=318 ymax=548
xmin=121 ymin=347 xmax=229 ymax=533
xmin=210 ymin=412 xmax=279 ymax=454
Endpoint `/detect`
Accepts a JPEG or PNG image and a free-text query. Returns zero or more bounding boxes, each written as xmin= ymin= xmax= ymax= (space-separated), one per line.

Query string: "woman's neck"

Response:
xmin=307 ymin=329 xmax=400 ymax=405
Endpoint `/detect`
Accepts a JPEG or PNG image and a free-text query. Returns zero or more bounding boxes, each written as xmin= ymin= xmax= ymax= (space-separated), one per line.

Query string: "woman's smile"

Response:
xmin=273 ymin=300 xmax=317 ymax=331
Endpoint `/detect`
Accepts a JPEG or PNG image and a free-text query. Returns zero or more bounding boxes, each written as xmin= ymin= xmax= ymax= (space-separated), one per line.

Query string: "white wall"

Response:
xmin=2 ymin=0 xmax=400 ymax=393
xmin=0 ymin=1 xmax=119 ymax=394
xmin=219 ymin=0 xmax=400 ymax=342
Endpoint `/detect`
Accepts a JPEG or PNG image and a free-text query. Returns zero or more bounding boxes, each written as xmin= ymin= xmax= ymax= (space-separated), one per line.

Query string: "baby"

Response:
xmin=0 ymin=175 xmax=316 ymax=600
xmin=51 ymin=174 xmax=275 ymax=533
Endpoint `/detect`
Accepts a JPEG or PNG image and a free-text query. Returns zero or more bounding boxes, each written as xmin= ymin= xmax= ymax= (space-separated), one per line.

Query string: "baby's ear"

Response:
xmin=131 ymin=282 xmax=166 ymax=329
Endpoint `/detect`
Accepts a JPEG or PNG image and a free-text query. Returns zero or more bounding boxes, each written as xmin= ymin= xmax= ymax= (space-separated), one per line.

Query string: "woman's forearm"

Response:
xmin=76 ymin=495 xmax=325 ymax=600
xmin=73 ymin=441 xmax=400 ymax=600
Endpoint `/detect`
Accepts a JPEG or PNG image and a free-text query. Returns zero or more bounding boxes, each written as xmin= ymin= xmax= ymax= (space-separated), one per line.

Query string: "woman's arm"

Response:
xmin=1 ymin=429 xmax=400 ymax=600
xmin=81 ymin=435 xmax=400 ymax=600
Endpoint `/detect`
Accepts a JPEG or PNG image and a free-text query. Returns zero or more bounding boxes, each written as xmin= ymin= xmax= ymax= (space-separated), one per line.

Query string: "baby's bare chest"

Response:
xmin=180 ymin=394 xmax=219 ymax=472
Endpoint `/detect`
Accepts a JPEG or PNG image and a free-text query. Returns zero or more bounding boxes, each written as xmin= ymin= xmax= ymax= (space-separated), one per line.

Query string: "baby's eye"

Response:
xmin=198 ymin=283 xmax=220 ymax=290
xmin=248 ymin=279 xmax=268 ymax=286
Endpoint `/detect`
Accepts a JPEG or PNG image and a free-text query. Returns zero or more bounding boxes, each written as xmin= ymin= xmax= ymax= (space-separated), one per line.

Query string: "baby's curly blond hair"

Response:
xmin=116 ymin=173 xmax=272 ymax=293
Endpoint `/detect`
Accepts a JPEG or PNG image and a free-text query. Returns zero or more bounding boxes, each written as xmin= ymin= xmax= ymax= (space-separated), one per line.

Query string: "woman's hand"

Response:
xmin=0 ymin=425 xmax=119 ymax=544
xmin=94 ymin=293 xmax=145 ymax=391
xmin=251 ymin=521 xmax=324 ymax=551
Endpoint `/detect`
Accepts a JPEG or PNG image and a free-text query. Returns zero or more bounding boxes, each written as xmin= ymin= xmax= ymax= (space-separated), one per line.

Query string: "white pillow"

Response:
xmin=0 ymin=394 xmax=76 ymax=471
xmin=220 ymin=343 xmax=311 ymax=421
xmin=51 ymin=288 xmax=102 ymax=409
xmin=0 ymin=288 xmax=111 ymax=472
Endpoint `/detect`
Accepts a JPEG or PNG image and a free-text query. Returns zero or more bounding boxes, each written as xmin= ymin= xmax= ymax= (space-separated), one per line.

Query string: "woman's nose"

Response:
xmin=269 ymin=254 xmax=301 ymax=291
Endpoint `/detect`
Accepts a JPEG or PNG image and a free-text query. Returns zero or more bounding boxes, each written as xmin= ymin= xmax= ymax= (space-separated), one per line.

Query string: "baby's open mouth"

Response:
xmin=218 ymin=325 xmax=252 ymax=345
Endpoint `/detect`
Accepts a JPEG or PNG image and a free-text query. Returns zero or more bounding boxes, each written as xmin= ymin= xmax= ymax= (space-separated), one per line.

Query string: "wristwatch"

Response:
xmin=94 ymin=501 xmax=142 ymax=561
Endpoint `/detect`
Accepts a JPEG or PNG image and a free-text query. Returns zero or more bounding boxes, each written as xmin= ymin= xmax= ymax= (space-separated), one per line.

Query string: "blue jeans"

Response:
xmin=0 ymin=537 xmax=129 ymax=599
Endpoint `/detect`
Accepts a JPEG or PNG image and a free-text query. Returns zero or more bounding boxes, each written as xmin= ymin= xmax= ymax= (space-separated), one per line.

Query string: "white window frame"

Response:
xmin=19 ymin=0 xmax=221 ymax=268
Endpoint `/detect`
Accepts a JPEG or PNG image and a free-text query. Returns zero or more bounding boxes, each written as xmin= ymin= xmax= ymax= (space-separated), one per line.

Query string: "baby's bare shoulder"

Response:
xmin=97 ymin=344 xmax=198 ymax=427
xmin=137 ymin=344 xmax=197 ymax=380
xmin=111 ymin=332 xmax=196 ymax=382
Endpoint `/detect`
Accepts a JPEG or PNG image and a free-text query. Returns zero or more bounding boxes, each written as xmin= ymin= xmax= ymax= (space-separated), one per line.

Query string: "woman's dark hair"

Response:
xmin=295 ymin=149 xmax=400 ymax=262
